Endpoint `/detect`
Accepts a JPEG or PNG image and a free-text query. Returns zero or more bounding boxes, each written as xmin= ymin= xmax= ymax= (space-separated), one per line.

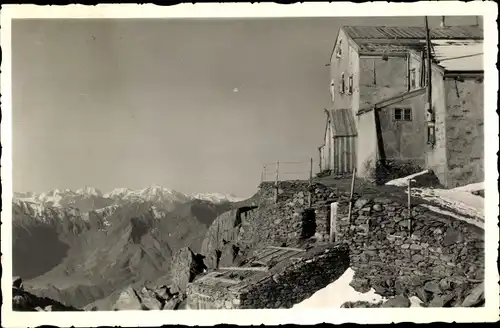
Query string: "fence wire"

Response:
xmin=261 ymin=159 xmax=319 ymax=183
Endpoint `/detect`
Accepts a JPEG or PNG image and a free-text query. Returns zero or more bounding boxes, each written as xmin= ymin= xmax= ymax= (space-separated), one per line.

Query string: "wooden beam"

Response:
xmin=375 ymin=87 xmax=426 ymax=109
xmin=219 ymin=266 xmax=269 ymax=272
xmin=359 ymin=52 xmax=408 ymax=58
xmin=265 ymin=246 xmax=306 ymax=252
xmin=373 ymin=108 xmax=386 ymax=164
xmin=211 ymin=277 xmax=241 ymax=285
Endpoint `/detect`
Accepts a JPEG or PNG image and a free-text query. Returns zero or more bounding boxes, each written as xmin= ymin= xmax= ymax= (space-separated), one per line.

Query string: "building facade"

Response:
xmin=319 ymin=24 xmax=484 ymax=187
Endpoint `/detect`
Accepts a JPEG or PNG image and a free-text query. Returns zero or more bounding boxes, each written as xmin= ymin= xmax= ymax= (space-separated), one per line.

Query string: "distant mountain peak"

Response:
xmin=76 ymin=186 xmax=103 ymax=197
xmin=192 ymin=192 xmax=245 ymax=204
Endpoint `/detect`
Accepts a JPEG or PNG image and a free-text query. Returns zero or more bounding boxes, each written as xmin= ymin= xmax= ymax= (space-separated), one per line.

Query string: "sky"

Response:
xmin=12 ymin=16 xmax=479 ymax=197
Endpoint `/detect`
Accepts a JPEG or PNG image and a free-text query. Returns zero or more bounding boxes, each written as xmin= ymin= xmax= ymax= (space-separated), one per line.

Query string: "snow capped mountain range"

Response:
xmin=191 ymin=192 xmax=246 ymax=204
xmin=14 ymin=185 xmax=246 ymax=208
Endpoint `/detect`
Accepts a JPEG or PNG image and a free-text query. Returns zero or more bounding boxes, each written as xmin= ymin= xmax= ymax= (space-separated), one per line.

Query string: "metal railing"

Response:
xmin=259 ymin=159 xmax=318 ymax=205
xmin=260 ymin=159 xmax=318 ymax=184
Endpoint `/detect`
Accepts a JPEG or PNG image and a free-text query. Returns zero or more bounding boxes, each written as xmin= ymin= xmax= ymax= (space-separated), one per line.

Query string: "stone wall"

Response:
xmin=239 ymin=245 xmax=350 ymax=308
xmin=244 ymin=181 xmax=352 ymax=247
xmin=195 ymin=180 xmax=484 ymax=308
xmin=186 ymin=244 xmax=350 ymax=309
xmin=185 ymin=282 xmax=240 ymax=310
xmin=337 ymin=196 xmax=484 ymax=307
xmin=444 ymin=78 xmax=484 ymax=188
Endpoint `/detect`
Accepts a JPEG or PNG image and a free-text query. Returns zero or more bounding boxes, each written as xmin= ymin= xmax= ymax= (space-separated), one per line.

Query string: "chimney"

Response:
xmin=440 ymin=16 xmax=446 ymax=28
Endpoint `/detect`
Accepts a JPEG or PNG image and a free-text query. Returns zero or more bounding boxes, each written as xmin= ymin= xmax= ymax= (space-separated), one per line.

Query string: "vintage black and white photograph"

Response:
xmin=1 ymin=2 xmax=498 ymax=326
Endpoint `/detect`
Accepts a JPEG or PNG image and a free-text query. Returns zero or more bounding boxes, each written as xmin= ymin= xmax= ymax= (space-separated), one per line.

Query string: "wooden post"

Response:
xmin=261 ymin=165 xmax=265 ymax=184
xmin=408 ymin=179 xmax=412 ymax=233
xmin=329 ymin=202 xmax=338 ymax=243
xmin=274 ymin=161 xmax=280 ymax=203
xmin=318 ymin=147 xmax=322 ymax=172
xmin=309 ymin=157 xmax=313 ymax=181
xmin=308 ymin=157 xmax=313 ymax=207
xmin=347 ymin=167 xmax=357 ymax=222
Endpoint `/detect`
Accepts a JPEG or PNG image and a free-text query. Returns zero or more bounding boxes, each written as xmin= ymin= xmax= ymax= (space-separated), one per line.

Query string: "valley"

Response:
xmin=12 ymin=186 xmax=247 ymax=308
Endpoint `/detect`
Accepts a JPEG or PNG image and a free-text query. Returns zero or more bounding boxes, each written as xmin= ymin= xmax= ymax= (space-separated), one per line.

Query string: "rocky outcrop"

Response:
xmin=201 ymin=207 xmax=257 ymax=269
xmin=12 ymin=277 xmax=80 ymax=311
xmin=169 ymin=247 xmax=207 ymax=294
xmin=108 ymin=285 xmax=184 ymax=311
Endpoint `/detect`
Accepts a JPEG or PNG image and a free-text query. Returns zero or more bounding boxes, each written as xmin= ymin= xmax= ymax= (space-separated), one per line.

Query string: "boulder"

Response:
xmin=381 ymin=295 xmax=411 ymax=308
xmin=354 ymin=199 xmax=369 ymax=209
xmin=13 ymin=295 xmax=28 ymax=309
xmin=349 ymin=278 xmax=371 ymax=293
xmin=112 ymin=287 xmax=143 ymax=310
xmin=137 ymin=287 xmax=162 ymax=310
xmin=409 ymin=296 xmax=424 ymax=307
xmin=428 ymin=292 xmax=455 ymax=307
xmin=461 ymin=282 xmax=484 ymax=307
xmin=13 ymin=276 xmax=23 ymax=289
xmin=163 ymin=296 xmax=182 ymax=310
xmin=423 ymin=280 xmax=441 ymax=294
xmin=155 ymin=285 xmax=174 ymax=300
xmin=439 ymin=278 xmax=453 ymax=292
xmin=415 ymin=287 xmax=430 ymax=303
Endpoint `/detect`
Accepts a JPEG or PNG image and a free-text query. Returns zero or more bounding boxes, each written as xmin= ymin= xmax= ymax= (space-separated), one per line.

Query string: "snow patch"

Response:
xmin=451 ymin=182 xmax=484 ymax=193
xmin=420 ymin=204 xmax=484 ymax=229
xmin=411 ymin=187 xmax=484 ymax=226
xmin=292 ymin=268 xmax=385 ymax=309
xmin=385 ymin=170 xmax=429 ymax=187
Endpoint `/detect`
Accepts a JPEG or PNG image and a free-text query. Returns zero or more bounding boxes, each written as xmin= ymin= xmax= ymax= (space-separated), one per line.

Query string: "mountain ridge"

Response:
xmin=12 ymin=185 xmax=250 ymax=309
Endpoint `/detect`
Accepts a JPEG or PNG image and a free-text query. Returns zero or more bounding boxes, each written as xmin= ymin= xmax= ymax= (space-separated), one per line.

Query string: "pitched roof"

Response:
xmin=356 ymin=40 xmax=425 ymax=54
xmin=330 ymin=108 xmax=357 ymax=137
xmin=432 ymin=40 xmax=483 ymax=72
xmin=342 ymin=25 xmax=483 ymax=41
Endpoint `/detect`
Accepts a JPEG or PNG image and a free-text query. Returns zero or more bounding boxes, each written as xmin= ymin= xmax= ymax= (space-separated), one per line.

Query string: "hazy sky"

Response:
xmin=12 ymin=16 xmax=478 ymax=196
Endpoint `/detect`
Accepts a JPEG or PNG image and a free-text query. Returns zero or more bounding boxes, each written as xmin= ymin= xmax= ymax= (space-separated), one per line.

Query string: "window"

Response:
xmin=410 ymin=69 xmax=416 ymax=89
xmin=330 ymin=79 xmax=335 ymax=103
xmin=348 ymin=75 xmax=354 ymax=94
xmin=340 ymin=73 xmax=345 ymax=94
xmin=393 ymin=108 xmax=412 ymax=121
xmin=427 ymin=126 xmax=436 ymax=146
xmin=336 ymin=40 xmax=343 ymax=57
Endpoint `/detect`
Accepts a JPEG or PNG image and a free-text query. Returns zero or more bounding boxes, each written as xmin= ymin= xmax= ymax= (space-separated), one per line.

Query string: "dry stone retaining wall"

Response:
xmin=238 ymin=245 xmax=350 ymax=309
xmin=197 ymin=180 xmax=484 ymax=308
xmin=337 ymin=196 xmax=484 ymax=307
xmin=186 ymin=244 xmax=350 ymax=309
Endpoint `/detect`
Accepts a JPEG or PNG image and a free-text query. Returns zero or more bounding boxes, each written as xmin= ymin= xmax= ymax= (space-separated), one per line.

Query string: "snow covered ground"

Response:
xmin=386 ymin=174 xmax=484 ymax=229
xmin=292 ymin=268 xmax=425 ymax=309
xmin=292 ymin=268 xmax=385 ymax=308
xmin=385 ymin=170 xmax=430 ymax=187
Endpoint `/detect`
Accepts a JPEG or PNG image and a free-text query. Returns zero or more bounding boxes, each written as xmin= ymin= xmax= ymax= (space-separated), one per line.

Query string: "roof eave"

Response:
xmin=444 ymin=70 xmax=484 ymax=78
xmin=359 ymin=51 xmax=409 ymax=57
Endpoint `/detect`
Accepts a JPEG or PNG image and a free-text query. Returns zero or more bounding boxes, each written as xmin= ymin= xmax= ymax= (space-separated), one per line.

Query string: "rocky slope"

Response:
xmin=13 ymin=186 xmax=243 ymax=309
xmin=13 ymin=277 xmax=81 ymax=311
